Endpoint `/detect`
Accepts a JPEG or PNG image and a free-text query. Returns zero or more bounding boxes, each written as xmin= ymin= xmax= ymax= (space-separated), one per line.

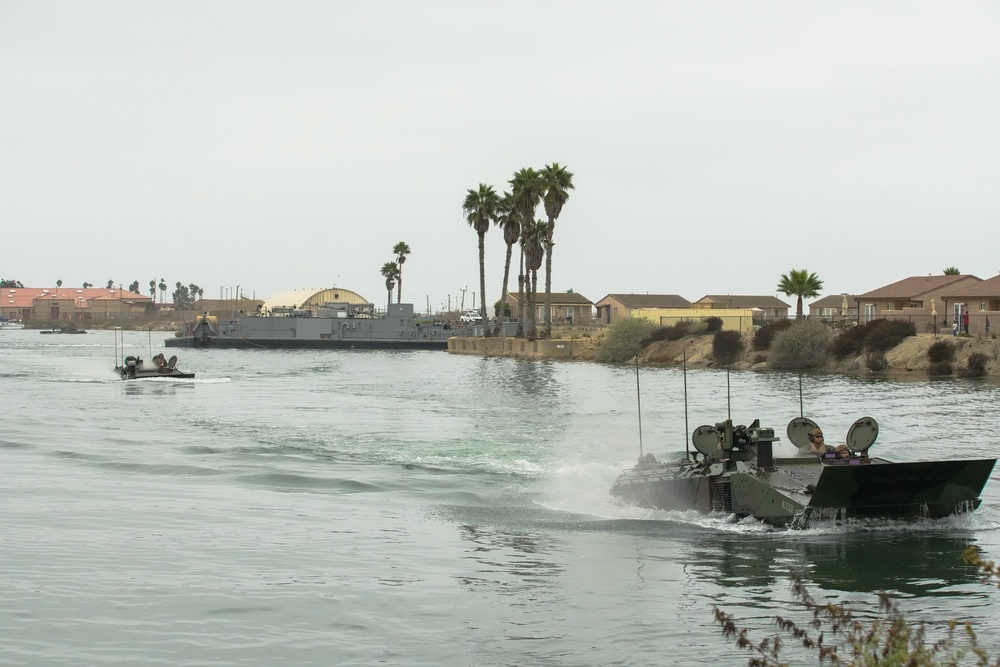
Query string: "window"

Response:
xmin=886 ymin=303 xmax=894 ymax=311
xmin=981 ymin=303 xmax=987 ymax=311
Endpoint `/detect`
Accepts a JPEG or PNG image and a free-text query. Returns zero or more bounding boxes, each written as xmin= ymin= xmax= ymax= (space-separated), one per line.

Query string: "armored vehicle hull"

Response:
xmin=610 ymin=417 xmax=996 ymax=527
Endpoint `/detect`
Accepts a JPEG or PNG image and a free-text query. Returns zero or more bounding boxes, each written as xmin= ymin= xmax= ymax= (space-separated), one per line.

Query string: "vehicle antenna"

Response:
xmin=798 ymin=371 xmax=804 ymax=418
xmin=634 ymin=355 xmax=643 ymax=459
xmin=683 ymin=346 xmax=690 ymax=461
xmin=726 ymin=363 xmax=731 ymax=421
xmin=148 ymin=328 xmax=152 ymax=359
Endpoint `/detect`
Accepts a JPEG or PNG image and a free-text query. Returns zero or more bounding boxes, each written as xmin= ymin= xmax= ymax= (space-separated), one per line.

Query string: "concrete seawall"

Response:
xmin=447 ymin=336 xmax=594 ymax=360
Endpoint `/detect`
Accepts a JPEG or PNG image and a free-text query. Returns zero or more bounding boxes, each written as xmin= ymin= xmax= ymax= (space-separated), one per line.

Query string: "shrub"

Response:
xmin=752 ymin=319 xmax=794 ymax=351
xmin=927 ymin=340 xmax=955 ymax=363
xmin=767 ymin=320 xmax=832 ymax=370
xmin=831 ymin=319 xmax=917 ymax=359
xmin=958 ymin=352 xmax=989 ymax=378
xmin=927 ymin=361 xmax=953 ymax=376
xmin=642 ymin=321 xmax=692 ymax=345
xmin=715 ymin=546 xmax=999 ymax=667
xmin=863 ymin=319 xmax=916 ymax=353
xmin=704 ymin=316 xmax=723 ymax=333
xmin=865 ymin=350 xmax=888 ymax=372
xmin=712 ymin=330 xmax=745 ymax=366
xmin=596 ymin=317 xmax=657 ymax=363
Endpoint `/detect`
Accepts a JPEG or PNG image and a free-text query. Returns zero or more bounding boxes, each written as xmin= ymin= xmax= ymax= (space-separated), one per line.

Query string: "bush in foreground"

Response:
xmin=927 ymin=361 xmax=953 ymax=376
xmin=958 ymin=352 xmax=989 ymax=378
xmin=714 ymin=546 xmax=999 ymax=666
xmin=927 ymin=340 xmax=955 ymax=363
xmin=596 ymin=317 xmax=657 ymax=363
xmin=768 ymin=320 xmax=832 ymax=370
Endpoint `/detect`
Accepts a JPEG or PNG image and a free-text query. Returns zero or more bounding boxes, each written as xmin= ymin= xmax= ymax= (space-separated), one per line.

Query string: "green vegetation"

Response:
xmin=927 ymin=361 xmax=953 ymax=376
xmin=943 ymin=266 xmax=961 ymax=275
xmin=767 ymin=320 xmax=832 ymax=370
xmin=753 ymin=319 xmax=795 ymax=351
xmin=960 ymin=352 xmax=989 ymax=378
xmin=643 ymin=321 xmax=694 ymax=345
xmin=539 ymin=163 xmax=574 ymax=339
xmin=927 ymin=340 xmax=955 ymax=363
xmin=777 ymin=269 xmax=823 ymax=319
xmin=716 ymin=546 xmax=1000 ymax=666
xmin=712 ymin=330 xmax=744 ymax=366
xmin=832 ymin=320 xmax=917 ymax=359
xmin=392 ymin=242 xmax=411 ymax=304
xmin=494 ymin=192 xmax=519 ymax=319
xmin=596 ymin=317 xmax=656 ymax=363
xmin=380 ymin=261 xmax=399 ymax=307
xmin=463 ymin=183 xmax=500 ymax=334
xmin=705 ymin=316 xmax=723 ymax=333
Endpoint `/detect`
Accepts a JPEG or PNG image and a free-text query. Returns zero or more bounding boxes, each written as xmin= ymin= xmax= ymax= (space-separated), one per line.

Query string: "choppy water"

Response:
xmin=2 ymin=328 xmax=1000 ymax=666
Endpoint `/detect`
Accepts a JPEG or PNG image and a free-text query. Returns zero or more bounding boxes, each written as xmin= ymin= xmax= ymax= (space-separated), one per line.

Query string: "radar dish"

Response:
xmin=846 ymin=417 xmax=879 ymax=453
xmin=786 ymin=417 xmax=819 ymax=449
xmin=692 ymin=424 xmax=724 ymax=456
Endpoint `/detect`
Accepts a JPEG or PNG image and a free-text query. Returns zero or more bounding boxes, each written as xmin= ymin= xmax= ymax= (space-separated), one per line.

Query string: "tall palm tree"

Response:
xmin=380 ymin=262 xmax=399 ymax=308
xmin=777 ymin=269 xmax=824 ymax=320
xmin=521 ymin=220 xmax=547 ymax=339
xmin=494 ymin=191 xmax=519 ymax=320
xmin=158 ymin=279 xmax=167 ymax=304
xmin=393 ymin=241 xmax=411 ymax=304
xmin=56 ymin=279 xmax=62 ymax=288
xmin=943 ymin=266 xmax=961 ymax=275
xmin=149 ymin=279 xmax=156 ymax=300
xmin=539 ymin=162 xmax=574 ymax=338
xmin=508 ymin=168 xmax=544 ymax=336
xmin=462 ymin=183 xmax=500 ymax=333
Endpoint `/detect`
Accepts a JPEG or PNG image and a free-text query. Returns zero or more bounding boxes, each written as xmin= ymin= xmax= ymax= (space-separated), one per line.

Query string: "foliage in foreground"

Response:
xmin=714 ymin=546 xmax=1000 ymax=667
xmin=754 ymin=319 xmax=795 ymax=351
xmin=596 ymin=317 xmax=656 ymax=363
xmin=768 ymin=320 xmax=832 ymax=370
xmin=832 ymin=319 xmax=917 ymax=359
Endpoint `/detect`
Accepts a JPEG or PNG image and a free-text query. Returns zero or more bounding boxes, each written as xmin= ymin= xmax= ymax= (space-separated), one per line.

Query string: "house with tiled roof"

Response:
xmin=807 ymin=294 xmax=860 ymax=322
xmin=692 ymin=295 xmax=790 ymax=321
xmin=856 ymin=274 xmax=982 ymax=332
xmin=502 ymin=291 xmax=594 ymax=325
xmin=0 ymin=286 xmax=152 ymax=322
xmin=940 ymin=274 xmax=1000 ymax=336
xmin=594 ymin=293 xmax=691 ymax=325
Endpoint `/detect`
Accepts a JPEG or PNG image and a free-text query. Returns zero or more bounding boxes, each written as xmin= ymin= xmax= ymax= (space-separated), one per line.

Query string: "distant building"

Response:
xmin=857 ymin=274 xmax=982 ymax=332
xmin=692 ymin=295 xmax=790 ymax=322
xmin=502 ymin=291 xmax=594 ymax=324
xmin=807 ymin=294 xmax=859 ymax=322
xmin=594 ymin=294 xmax=691 ymax=325
xmin=0 ymin=286 xmax=152 ymax=322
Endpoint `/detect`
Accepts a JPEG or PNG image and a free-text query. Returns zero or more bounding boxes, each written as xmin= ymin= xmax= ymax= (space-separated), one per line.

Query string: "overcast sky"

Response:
xmin=2 ymin=1 xmax=997 ymax=312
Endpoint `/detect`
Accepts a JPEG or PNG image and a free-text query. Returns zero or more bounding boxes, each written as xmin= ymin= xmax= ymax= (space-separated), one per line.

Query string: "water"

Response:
xmin=2 ymin=329 xmax=1000 ymax=666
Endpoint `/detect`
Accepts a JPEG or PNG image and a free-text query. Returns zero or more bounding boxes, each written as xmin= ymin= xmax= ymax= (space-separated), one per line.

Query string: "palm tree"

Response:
xmin=158 ymin=279 xmax=167 ymax=304
xmin=56 ymin=279 xmax=62 ymax=288
xmin=462 ymin=183 xmax=500 ymax=333
xmin=149 ymin=280 xmax=156 ymax=300
xmin=128 ymin=280 xmax=139 ymax=294
xmin=494 ymin=191 xmax=519 ymax=320
xmin=943 ymin=266 xmax=961 ymax=275
xmin=392 ymin=242 xmax=411 ymax=304
xmin=777 ymin=269 xmax=824 ymax=320
xmin=380 ymin=262 xmax=399 ymax=309
xmin=539 ymin=162 xmax=574 ymax=338
xmin=508 ymin=168 xmax=544 ymax=336
xmin=521 ymin=220 xmax=547 ymax=339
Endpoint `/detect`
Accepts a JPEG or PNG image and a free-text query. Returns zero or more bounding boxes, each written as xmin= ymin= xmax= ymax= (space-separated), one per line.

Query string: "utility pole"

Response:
xmin=459 ymin=286 xmax=467 ymax=311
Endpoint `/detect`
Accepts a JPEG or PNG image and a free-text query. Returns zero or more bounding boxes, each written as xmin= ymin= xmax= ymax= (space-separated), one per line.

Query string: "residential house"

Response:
xmin=856 ymin=274 xmax=982 ymax=332
xmin=0 ymin=286 xmax=152 ymax=322
xmin=807 ymin=294 xmax=860 ymax=324
xmin=594 ymin=294 xmax=691 ymax=325
xmin=692 ymin=295 xmax=791 ymax=323
xmin=940 ymin=274 xmax=1000 ymax=336
xmin=502 ymin=291 xmax=594 ymax=325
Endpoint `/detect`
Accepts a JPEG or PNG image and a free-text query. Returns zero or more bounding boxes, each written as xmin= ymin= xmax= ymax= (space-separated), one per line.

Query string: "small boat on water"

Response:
xmin=610 ymin=415 xmax=996 ymax=527
xmin=41 ymin=325 xmax=87 ymax=334
xmin=116 ymin=353 xmax=195 ymax=380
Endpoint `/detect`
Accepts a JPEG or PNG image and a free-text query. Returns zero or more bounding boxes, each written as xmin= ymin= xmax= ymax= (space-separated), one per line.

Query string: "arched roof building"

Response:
xmin=263 ymin=287 xmax=372 ymax=314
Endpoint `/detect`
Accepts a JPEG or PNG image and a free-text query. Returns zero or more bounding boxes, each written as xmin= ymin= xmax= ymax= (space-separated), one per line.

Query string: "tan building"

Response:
xmin=807 ymin=294 xmax=860 ymax=324
xmin=0 ymin=286 xmax=152 ymax=322
xmin=502 ymin=291 xmax=594 ymax=324
xmin=856 ymin=274 xmax=982 ymax=332
xmin=692 ymin=295 xmax=790 ymax=323
xmin=594 ymin=294 xmax=691 ymax=324
xmin=941 ymin=274 xmax=1000 ymax=336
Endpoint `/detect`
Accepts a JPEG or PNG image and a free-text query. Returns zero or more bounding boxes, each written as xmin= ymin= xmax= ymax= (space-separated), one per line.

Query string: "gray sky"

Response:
xmin=2 ymin=1 xmax=997 ymax=312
